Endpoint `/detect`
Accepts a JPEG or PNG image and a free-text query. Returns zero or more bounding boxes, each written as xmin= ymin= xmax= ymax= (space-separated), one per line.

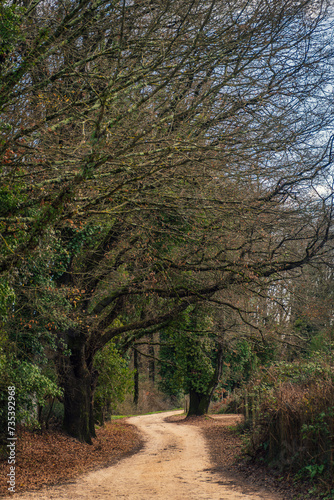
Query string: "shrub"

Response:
xmin=93 ymin=342 xmax=134 ymax=424
xmin=240 ymin=360 xmax=334 ymax=489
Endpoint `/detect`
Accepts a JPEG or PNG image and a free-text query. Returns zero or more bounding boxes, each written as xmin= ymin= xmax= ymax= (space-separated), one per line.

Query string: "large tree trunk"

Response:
xmin=63 ymin=370 xmax=92 ymax=444
xmin=187 ymin=389 xmax=212 ymax=416
xmin=187 ymin=342 xmax=224 ymax=418
xmin=60 ymin=331 xmax=95 ymax=444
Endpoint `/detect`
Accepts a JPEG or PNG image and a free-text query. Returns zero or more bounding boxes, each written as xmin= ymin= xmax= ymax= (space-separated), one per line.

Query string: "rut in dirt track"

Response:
xmin=9 ymin=411 xmax=283 ymax=500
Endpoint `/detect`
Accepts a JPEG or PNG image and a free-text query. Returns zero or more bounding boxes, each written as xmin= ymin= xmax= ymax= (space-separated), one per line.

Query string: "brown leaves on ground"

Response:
xmin=1 ymin=413 xmax=317 ymax=500
xmin=0 ymin=421 xmax=142 ymax=497
xmin=166 ymin=413 xmax=308 ymax=500
xmin=165 ymin=413 xmax=244 ymax=470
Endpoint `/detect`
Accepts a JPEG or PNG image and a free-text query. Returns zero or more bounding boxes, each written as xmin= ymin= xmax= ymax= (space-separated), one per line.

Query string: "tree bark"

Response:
xmin=187 ymin=389 xmax=212 ymax=416
xmin=61 ymin=331 xmax=94 ymax=444
xmin=187 ymin=342 xmax=224 ymax=417
xmin=89 ymin=369 xmax=98 ymax=439
xmin=63 ymin=372 xmax=92 ymax=444
xmin=133 ymin=348 xmax=139 ymax=406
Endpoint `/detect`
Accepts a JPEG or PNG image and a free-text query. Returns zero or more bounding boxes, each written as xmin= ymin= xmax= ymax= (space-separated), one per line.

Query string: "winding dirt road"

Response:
xmin=10 ymin=411 xmax=282 ymax=500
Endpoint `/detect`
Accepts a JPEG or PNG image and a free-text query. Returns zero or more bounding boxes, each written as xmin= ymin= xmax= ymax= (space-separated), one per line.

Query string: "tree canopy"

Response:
xmin=1 ymin=0 xmax=334 ymax=442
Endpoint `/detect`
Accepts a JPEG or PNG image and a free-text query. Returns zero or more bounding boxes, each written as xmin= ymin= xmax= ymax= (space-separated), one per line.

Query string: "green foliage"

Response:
xmin=0 ymin=278 xmax=15 ymax=319
xmin=10 ymin=361 xmax=61 ymax=424
xmin=0 ymin=346 xmax=62 ymax=437
xmin=93 ymin=342 xmax=134 ymax=424
xmin=220 ymin=340 xmax=259 ymax=391
xmin=0 ymin=186 xmax=20 ymax=215
xmin=301 ymin=410 xmax=333 ymax=441
xmin=294 ymin=316 xmax=318 ymax=337
xmin=306 ymin=332 xmax=334 ymax=359
xmin=0 ymin=183 xmax=29 ymax=259
xmin=211 ymin=339 xmax=276 ymax=412
xmin=257 ymin=359 xmax=332 ymax=386
xmin=0 ymin=1 xmax=24 ymax=60
xmin=159 ymin=307 xmax=218 ymax=398
xmin=5 ymin=224 xmax=102 ymax=362
xmin=301 ymin=464 xmax=325 ymax=480
xmin=52 ymin=223 xmax=100 ymax=279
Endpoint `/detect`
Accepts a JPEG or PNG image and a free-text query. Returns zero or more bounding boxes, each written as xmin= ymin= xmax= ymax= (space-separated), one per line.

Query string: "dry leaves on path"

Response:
xmin=0 ymin=421 xmax=142 ymax=497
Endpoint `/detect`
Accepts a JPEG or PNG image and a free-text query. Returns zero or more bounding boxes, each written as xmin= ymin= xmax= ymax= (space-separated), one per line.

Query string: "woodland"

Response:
xmin=1 ymin=0 xmax=334 ymax=494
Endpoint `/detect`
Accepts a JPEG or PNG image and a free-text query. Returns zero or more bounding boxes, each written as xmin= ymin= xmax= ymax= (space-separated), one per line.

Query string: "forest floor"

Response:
xmin=0 ymin=411 xmax=317 ymax=499
xmin=0 ymin=419 xmax=143 ymax=497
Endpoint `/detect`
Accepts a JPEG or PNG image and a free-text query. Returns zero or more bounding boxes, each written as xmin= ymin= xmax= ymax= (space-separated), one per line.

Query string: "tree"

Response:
xmin=1 ymin=0 xmax=333 ymax=274
xmin=93 ymin=342 xmax=133 ymax=424
xmin=2 ymin=0 xmax=334 ymax=442
xmin=159 ymin=307 xmax=224 ymax=416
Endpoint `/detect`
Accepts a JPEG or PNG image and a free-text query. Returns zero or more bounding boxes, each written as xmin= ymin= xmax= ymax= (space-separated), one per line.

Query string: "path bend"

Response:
xmin=9 ymin=411 xmax=282 ymax=500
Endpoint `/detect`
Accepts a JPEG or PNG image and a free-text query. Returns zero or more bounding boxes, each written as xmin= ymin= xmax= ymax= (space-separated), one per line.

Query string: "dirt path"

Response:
xmin=8 ymin=411 xmax=283 ymax=500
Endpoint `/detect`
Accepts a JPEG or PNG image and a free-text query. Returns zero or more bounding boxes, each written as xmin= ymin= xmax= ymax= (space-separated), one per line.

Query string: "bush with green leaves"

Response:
xmin=0 ymin=279 xmax=14 ymax=320
xmin=210 ymin=339 xmax=276 ymax=414
xmin=0 ymin=1 xmax=25 ymax=75
xmin=93 ymin=342 xmax=134 ymax=424
xmin=0 ymin=343 xmax=62 ymax=458
xmin=0 ymin=351 xmax=62 ymax=421
xmin=220 ymin=339 xmax=275 ymax=392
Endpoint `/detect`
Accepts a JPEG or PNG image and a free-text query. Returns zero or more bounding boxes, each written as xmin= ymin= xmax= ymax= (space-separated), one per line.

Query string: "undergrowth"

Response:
xmin=234 ymin=359 xmax=334 ymax=498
